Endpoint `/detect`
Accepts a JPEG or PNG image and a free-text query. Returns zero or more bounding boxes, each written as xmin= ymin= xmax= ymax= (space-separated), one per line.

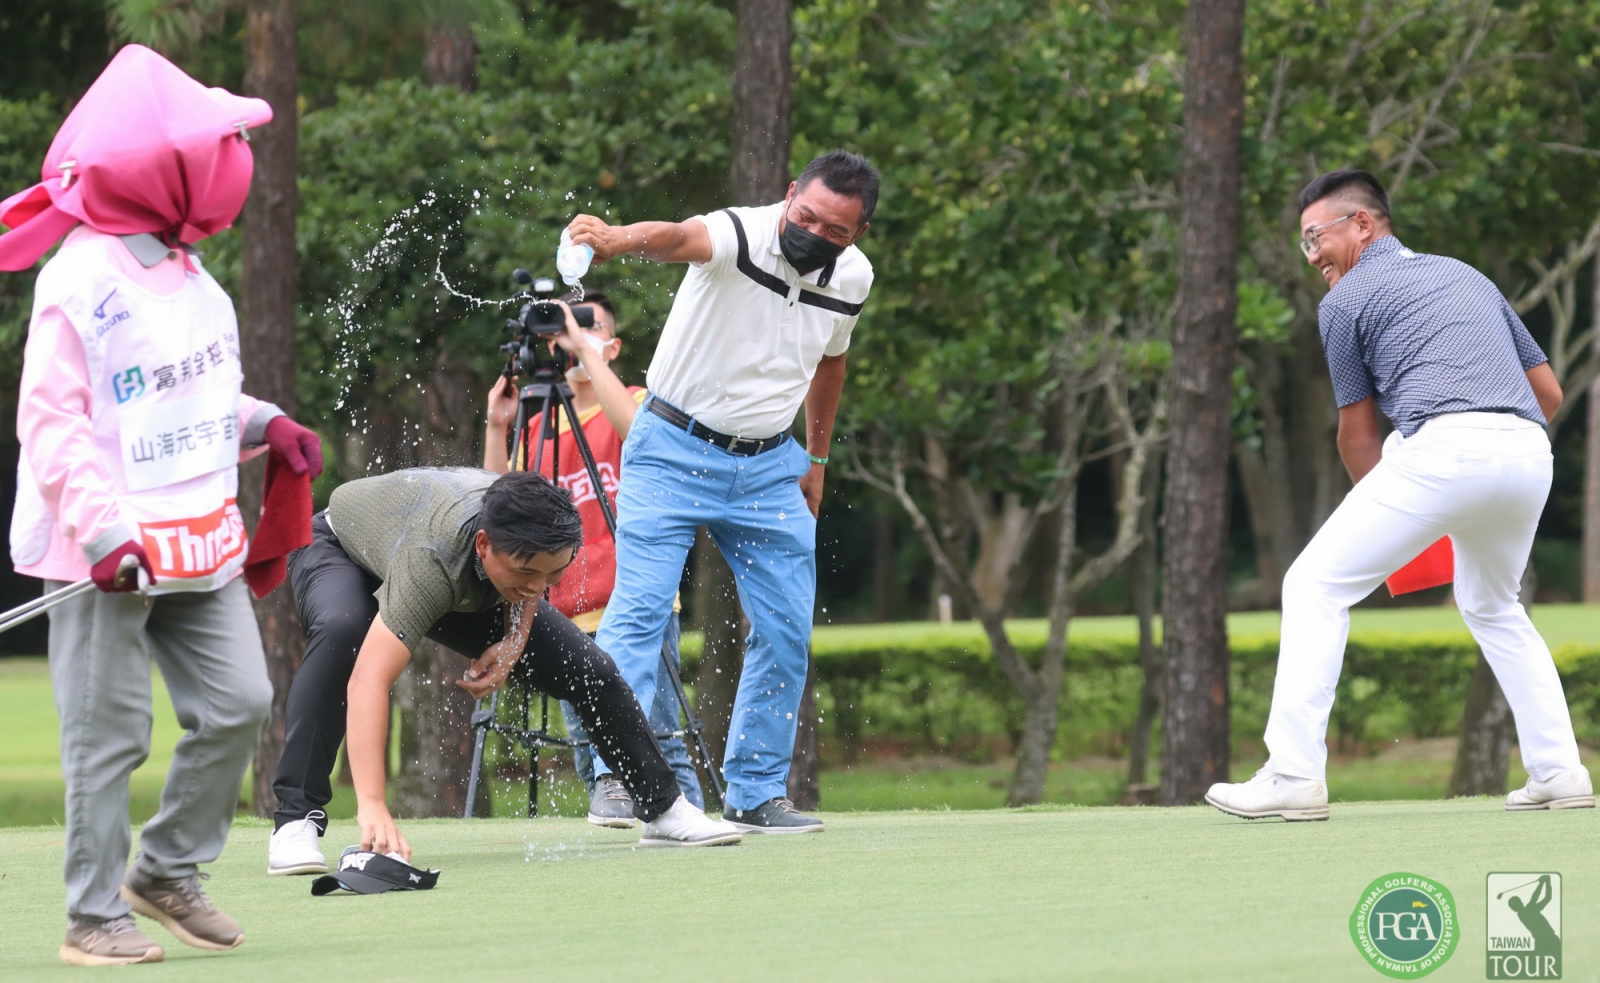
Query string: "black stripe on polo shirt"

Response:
xmin=798 ymin=291 xmax=863 ymax=316
xmin=724 ymin=209 xmax=788 ymax=297
xmin=722 ymin=209 xmax=865 ymax=318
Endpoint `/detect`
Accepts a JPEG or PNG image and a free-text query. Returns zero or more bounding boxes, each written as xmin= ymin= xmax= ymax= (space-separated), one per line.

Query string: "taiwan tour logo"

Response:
xmin=1487 ymin=873 xmax=1561 ymax=979
xmin=1350 ymin=872 xmax=1458 ymax=977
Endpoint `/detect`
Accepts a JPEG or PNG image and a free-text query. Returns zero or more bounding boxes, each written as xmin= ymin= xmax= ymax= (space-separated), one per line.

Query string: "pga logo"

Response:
xmin=1350 ymin=873 xmax=1458 ymax=978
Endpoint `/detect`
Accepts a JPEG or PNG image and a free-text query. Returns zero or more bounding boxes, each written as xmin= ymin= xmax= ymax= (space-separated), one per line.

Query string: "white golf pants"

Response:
xmin=1263 ymin=412 xmax=1584 ymax=783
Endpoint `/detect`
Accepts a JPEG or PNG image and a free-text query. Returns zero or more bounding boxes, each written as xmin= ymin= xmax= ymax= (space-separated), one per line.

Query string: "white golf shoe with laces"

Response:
xmin=1505 ymin=769 xmax=1595 ymax=811
xmin=1205 ymin=769 xmax=1329 ymax=821
xmin=268 ymin=811 xmax=328 ymax=875
xmin=639 ymin=796 xmax=744 ymax=848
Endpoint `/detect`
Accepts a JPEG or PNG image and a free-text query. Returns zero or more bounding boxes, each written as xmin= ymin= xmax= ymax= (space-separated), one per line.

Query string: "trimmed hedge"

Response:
xmin=677 ymin=611 xmax=1600 ymax=759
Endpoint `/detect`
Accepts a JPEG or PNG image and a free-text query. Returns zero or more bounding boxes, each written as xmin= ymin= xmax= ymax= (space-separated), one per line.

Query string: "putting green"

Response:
xmin=1 ymin=801 xmax=1594 ymax=980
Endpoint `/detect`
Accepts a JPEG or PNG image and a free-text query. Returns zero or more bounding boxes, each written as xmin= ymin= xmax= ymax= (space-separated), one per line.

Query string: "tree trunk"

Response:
xmin=691 ymin=526 xmax=744 ymax=773
xmin=1004 ymin=470 xmax=1082 ymax=807
xmin=391 ymin=639 xmax=483 ymax=818
xmin=1125 ymin=450 xmax=1163 ymax=793
xmin=1010 ymin=690 xmax=1061 ymax=806
xmin=1233 ymin=352 xmax=1295 ymax=608
xmin=873 ymin=496 xmax=897 ymax=621
xmin=731 ymin=0 xmax=814 ymax=803
xmin=1448 ymin=562 xmax=1535 ymax=796
xmin=241 ymin=0 xmax=302 ymax=818
xmin=367 ymin=30 xmax=488 ymax=819
xmin=424 ymin=25 xmax=477 ymax=91
xmin=786 ymin=654 xmax=820 ymax=809
xmin=1159 ymin=0 xmax=1245 ymax=806
xmin=1585 ymin=251 xmax=1600 ymax=602
xmin=731 ymin=0 xmax=792 ymax=207
xmin=1447 ymin=652 xmax=1516 ymax=797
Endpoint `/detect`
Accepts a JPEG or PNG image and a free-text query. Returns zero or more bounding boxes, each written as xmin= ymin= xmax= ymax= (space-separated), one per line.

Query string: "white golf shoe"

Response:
xmin=1205 ymin=769 xmax=1329 ymax=821
xmin=639 ymin=796 xmax=743 ymax=848
xmin=1505 ymin=769 xmax=1595 ymax=811
xmin=268 ymin=812 xmax=328 ymax=875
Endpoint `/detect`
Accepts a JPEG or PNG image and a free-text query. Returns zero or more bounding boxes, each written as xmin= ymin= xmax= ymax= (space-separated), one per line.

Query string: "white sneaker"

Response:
xmin=1205 ymin=769 xmax=1329 ymax=821
xmin=639 ymin=796 xmax=743 ymax=848
xmin=268 ymin=811 xmax=328 ymax=875
xmin=1506 ymin=769 xmax=1595 ymax=811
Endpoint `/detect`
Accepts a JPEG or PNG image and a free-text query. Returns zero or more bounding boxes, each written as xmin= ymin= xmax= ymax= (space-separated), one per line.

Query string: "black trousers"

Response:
xmin=270 ymin=516 xmax=679 ymax=830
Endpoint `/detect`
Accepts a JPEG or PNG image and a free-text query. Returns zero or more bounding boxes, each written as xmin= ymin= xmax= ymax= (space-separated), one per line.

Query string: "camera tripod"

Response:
xmin=463 ymin=360 xmax=726 ymax=818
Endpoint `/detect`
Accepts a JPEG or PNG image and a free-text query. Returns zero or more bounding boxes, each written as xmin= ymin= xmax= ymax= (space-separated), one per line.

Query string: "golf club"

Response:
xmin=0 ymin=555 xmax=148 ymax=636
xmin=1496 ymin=878 xmax=1543 ymax=899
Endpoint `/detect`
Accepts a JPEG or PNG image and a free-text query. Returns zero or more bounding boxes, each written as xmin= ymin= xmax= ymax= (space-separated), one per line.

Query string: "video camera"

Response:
xmin=501 ymin=268 xmax=593 ymax=377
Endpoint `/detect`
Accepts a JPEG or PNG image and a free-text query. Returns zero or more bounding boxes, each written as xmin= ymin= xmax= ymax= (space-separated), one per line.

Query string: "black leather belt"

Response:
xmin=646 ymin=397 xmax=789 ymax=456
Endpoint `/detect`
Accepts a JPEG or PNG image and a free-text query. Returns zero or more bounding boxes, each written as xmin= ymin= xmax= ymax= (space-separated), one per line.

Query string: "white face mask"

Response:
xmin=583 ymin=332 xmax=613 ymax=356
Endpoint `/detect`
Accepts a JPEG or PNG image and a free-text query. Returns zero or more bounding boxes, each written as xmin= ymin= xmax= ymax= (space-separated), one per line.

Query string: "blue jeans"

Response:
xmin=594 ymin=404 xmax=816 ymax=810
xmin=562 ymin=612 xmax=703 ymax=807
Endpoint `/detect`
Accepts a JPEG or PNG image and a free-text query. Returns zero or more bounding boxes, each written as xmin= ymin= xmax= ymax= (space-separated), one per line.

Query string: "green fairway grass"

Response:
xmin=805 ymin=602 xmax=1600 ymax=651
xmin=1 ymin=802 xmax=1595 ymax=981
xmin=0 ymin=658 xmax=185 ymax=827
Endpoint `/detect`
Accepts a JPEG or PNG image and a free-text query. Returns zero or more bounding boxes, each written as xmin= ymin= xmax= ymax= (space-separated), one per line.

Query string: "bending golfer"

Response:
xmin=484 ymin=292 xmax=704 ymax=824
xmin=1207 ymin=170 xmax=1592 ymax=821
xmin=563 ymin=149 xmax=878 ymax=833
xmin=1 ymin=47 xmax=324 ymax=966
xmin=267 ymin=468 xmax=739 ymax=873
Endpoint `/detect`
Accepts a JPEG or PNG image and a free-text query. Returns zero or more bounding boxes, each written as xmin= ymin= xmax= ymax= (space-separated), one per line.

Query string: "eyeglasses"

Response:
xmin=1298 ymin=213 xmax=1356 ymax=258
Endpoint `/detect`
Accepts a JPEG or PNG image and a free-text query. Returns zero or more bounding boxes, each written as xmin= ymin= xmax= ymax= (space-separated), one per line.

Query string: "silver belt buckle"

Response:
xmin=726 ymin=435 xmax=757 ymax=455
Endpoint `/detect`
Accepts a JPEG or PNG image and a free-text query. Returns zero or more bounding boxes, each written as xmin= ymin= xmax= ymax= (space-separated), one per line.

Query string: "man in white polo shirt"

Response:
xmin=564 ymin=149 xmax=877 ymax=832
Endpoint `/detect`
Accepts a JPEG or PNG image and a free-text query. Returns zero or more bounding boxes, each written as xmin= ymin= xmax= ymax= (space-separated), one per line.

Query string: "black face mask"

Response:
xmin=779 ymin=210 xmax=848 ymax=276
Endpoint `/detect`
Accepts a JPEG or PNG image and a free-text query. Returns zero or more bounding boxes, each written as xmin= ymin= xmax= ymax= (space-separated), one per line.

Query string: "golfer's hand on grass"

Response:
xmin=800 ymin=463 xmax=825 ymax=518
xmin=357 ymin=804 xmax=410 ymax=862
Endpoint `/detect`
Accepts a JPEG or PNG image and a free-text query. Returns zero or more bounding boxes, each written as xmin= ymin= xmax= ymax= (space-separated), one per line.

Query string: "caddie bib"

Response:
xmin=13 ymin=234 xmax=248 ymax=592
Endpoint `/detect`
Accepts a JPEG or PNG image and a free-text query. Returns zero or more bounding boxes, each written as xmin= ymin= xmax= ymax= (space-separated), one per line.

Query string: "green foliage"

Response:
xmin=108 ymin=0 xmax=233 ymax=52
xmin=1241 ymin=0 xmax=1600 ymax=275
xmin=293 ymin=0 xmax=735 ymax=471
xmin=0 ymin=0 xmax=113 ymax=102
xmin=679 ymin=619 xmax=1600 ymax=759
xmin=0 ymin=95 xmax=64 ymax=387
xmin=796 ymin=0 xmax=1182 ymax=496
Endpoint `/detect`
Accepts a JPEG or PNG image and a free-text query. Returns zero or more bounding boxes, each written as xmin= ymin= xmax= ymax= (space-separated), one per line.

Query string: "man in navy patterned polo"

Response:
xmin=1207 ymin=169 xmax=1593 ymax=821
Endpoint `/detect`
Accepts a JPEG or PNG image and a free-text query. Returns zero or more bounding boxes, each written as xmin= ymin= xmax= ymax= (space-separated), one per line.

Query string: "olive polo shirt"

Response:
xmin=325 ymin=467 xmax=501 ymax=651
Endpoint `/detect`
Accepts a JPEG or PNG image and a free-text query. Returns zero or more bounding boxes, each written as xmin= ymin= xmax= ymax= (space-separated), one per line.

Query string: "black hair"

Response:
xmin=480 ymin=471 xmax=584 ymax=559
xmin=796 ymin=150 xmax=881 ymax=224
xmin=561 ymin=289 xmax=618 ymax=329
xmin=1296 ymin=169 xmax=1391 ymax=220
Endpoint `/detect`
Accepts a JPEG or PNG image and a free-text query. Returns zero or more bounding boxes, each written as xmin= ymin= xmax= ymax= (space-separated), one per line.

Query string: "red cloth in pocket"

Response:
xmin=244 ymin=451 xmax=313 ymax=598
xmin=1386 ymin=537 xmax=1454 ymax=596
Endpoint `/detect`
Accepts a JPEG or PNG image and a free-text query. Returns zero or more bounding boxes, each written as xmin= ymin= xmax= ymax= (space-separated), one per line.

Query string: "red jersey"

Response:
xmin=519 ymin=388 xmax=647 ymax=628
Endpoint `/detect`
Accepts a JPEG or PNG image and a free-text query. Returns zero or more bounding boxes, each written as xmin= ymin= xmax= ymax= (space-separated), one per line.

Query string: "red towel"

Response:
xmin=244 ymin=451 xmax=313 ymax=598
xmin=1386 ymin=537 xmax=1454 ymax=596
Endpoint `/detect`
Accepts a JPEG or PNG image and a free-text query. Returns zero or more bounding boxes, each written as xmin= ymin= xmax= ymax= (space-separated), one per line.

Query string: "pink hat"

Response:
xmin=0 ymin=44 xmax=272 ymax=272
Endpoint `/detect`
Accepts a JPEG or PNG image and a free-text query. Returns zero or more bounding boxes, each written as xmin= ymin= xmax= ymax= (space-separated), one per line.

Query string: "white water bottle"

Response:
xmin=556 ymin=229 xmax=593 ymax=286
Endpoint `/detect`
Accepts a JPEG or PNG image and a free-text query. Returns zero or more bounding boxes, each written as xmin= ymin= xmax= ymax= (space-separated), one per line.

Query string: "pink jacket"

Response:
xmin=15 ymin=226 xmax=278 ymax=584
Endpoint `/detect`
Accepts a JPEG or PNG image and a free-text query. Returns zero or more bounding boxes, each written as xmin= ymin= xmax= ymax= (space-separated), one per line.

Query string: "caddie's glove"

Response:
xmin=265 ymin=416 xmax=325 ymax=479
xmin=90 ymin=541 xmax=154 ymax=593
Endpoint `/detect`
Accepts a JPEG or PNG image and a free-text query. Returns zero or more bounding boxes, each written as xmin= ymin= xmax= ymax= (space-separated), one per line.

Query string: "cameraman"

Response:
xmin=484 ymin=292 xmax=704 ymax=825
xmin=266 ymin=469 xmax=741 ymax=875
xmin=565 ymin=150 xmax=878 ymax=833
